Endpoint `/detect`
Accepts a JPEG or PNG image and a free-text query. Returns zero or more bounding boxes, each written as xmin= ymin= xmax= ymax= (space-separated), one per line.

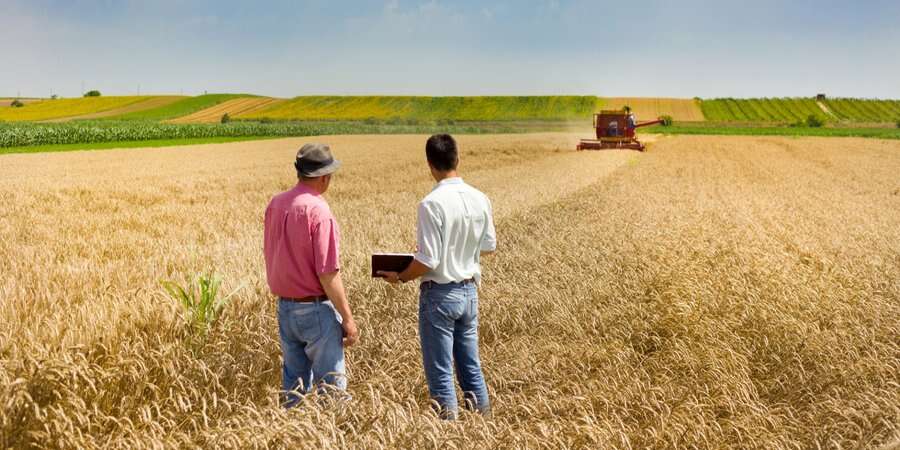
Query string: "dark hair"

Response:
xmin=425 ymin=134 xmax=458 ymax=172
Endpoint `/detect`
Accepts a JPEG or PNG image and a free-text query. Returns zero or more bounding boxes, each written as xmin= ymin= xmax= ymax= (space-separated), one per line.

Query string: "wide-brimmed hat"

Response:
xmin=294 ymin=143 xmax=341 ymax=177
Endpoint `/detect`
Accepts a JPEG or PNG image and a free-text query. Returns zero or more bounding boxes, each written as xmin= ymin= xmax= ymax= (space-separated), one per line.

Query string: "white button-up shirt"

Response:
xmin=415 ymin=177 xmax=496 ymax=285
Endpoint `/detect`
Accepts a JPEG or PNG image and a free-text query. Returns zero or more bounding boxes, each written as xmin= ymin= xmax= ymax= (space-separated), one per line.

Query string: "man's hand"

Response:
xmin=377 ymin=260 xmax=430 ymax=285
xmin=342 ymin=318 xmax=359 ymax=347
xmin=377 ymin=271 xmax=401 ymax=284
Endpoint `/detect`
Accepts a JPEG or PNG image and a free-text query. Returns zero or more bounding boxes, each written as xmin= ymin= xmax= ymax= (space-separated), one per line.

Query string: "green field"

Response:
xmin=699 ymin=98 xmax=823 ymax=122
xmin=699 ymin=97 xmax=900 ymax=123
xmin=823 ymin=98 xmax=900 ymax=122
xmin=102 ymin=94 xmax=254 ymax=121
xmin=237 ymin=96 xmax=602 ymax=121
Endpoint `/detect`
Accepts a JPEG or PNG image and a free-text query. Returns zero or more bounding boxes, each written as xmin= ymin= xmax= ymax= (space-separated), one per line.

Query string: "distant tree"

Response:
xmin=51 ymin=94 xmax=58 ymax=100
xmin=83 ymin=90 xmax=101 ymax=97
xmin=220 ymin=113 xmax=231 ymax=124
xmin=10 ymin=99 xmax=24 ymax=107
xmin=659 ymin=115 xmax=674 ymax=127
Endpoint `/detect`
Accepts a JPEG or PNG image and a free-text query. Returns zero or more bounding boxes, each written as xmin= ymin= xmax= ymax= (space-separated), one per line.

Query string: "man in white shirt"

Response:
xmin=378 ymin=134 xmax=496 ymax=419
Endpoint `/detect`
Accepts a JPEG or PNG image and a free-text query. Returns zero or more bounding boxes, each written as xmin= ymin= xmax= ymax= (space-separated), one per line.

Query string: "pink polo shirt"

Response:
xmin=264 ymin=183 xmax=340 ymax=299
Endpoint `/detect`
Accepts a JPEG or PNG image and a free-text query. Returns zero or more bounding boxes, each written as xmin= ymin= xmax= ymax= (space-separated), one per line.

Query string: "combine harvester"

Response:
xmin=577 ymin=109 xmax=665 ymax=151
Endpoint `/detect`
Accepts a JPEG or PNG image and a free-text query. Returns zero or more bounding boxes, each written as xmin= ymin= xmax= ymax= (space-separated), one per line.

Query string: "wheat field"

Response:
xmin=1 ymin=133 xmax=898 ymax=449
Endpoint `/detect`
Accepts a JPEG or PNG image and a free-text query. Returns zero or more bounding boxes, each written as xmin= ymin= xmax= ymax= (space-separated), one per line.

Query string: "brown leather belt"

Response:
xmin=280 ymin=295 xmax=329 ymax=303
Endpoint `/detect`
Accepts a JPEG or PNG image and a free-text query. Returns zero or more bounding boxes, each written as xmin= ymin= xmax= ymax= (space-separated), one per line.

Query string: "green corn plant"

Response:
xmin=162 ymin=272 xmax=241 ymax=337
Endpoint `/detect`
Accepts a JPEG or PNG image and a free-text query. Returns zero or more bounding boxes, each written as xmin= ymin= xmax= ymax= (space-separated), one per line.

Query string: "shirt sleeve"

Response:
xmin=480 ymin=197 xmax=497 ymax=252
xmin=414 ymin=201 xmax=442 ymax=269
xmin=312 ymin=217 xmax=340 ymax=275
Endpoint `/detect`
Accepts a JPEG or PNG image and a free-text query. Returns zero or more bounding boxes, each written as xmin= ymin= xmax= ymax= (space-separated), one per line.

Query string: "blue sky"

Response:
xmin=2 ymin=0 xmax=899 ymax=98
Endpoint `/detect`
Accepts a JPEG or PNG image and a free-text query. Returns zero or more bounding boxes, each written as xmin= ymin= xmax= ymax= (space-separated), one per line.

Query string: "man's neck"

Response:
xmin=434 ymin=170 xmax=459 ymax=182
xmin=299 ymin=179 xmax=323 ymax=194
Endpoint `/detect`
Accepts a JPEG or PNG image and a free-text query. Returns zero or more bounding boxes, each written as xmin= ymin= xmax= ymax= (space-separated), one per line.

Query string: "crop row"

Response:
xmin=700 ymin=98 xmax=824 ymax=122
xmin=0 ymin=120 xmax=510 ymax=148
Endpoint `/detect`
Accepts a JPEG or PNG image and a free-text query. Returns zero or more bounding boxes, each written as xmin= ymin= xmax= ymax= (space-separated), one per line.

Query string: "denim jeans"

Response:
xmin=278 ymin=298 xmax=345 ymax=408
xmin=419 ymin=281 xmax=490 ymax=419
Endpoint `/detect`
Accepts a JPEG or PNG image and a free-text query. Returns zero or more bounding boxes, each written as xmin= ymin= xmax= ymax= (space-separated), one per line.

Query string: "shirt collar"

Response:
xmin=435 ymin=177 xmax=464 ymax=188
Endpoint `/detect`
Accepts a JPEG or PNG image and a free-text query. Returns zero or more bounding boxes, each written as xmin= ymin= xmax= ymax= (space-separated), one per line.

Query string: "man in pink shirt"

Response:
xmin=264 ymin=143 xmax=358 ymax=407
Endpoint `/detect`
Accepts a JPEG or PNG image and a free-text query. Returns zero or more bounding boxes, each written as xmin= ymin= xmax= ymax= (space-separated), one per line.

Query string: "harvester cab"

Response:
xmin=577 ymin=109 xmax=664 ymax=151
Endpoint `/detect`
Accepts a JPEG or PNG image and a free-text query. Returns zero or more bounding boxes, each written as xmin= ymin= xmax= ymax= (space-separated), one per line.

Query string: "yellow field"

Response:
xmin=601 ymin=97 xmax=705 ymax=121
xmin=168 ymin=97 xmax=284 ymax=123
xmin=41 ymin=96 xmax=187 ymax=122
xmin=1 ymin=134 xmax=898 ymax=448
xmin=0 ymin=96 xmax=156 ymax=122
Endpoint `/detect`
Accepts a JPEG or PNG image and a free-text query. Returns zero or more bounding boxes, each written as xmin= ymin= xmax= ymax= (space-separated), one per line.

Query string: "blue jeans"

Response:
xmin=419 ymin=281 xmax=490 ymax=419
xmin=278 ymin=298 xmax=345 ymax=408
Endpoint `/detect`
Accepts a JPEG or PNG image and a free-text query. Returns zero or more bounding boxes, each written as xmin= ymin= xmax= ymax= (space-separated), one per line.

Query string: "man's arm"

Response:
xmin=319 ymin=271 xmax=359 ymax=346
xmin=378 ymin=258 xmax=431 ymax=284
xmin=311 ymin=216 xmax=358 ymax=346
xmin=480 ymin=197 xmax=497 ymax=255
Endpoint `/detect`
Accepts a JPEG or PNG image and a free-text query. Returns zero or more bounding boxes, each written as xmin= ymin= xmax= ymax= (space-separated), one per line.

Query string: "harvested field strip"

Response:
xmin=105 ymin=94 xmax=253 ymax=121
xmin=0 ymin=96 xmax=154 ymax=122
xmin=167 ymin=97 xmax=283 ymax=123
xmin=599 ymin=97 xmax=705 ymax=121
xmin=41 ymin=96 xmax=186 ymax=122
xmin=1 ymin=134 xmax=898 ymax=448
xmin=236 ymin=96 xmax=600 ymax=121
